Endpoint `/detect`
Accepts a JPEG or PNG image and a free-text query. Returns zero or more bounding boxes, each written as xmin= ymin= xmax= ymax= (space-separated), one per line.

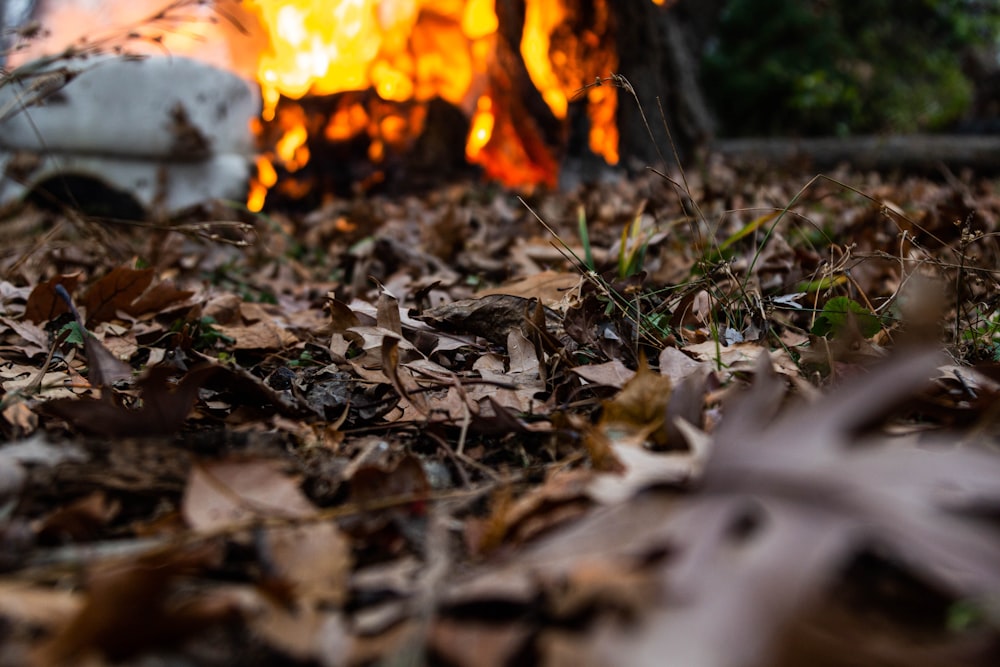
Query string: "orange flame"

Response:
xmin=243 ymin=0 xmax=623 ymax=210
xmin=244 ymin=0 xmax=493 ymax=120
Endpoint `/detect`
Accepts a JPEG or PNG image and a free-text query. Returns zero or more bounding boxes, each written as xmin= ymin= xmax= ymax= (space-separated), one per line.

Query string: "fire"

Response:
xmin=465 ymin=95 xmax=494 ymax=159
xmin=521 ymin=0 xmax=618 ymax=164
xmin=244 ymin=0 xmax=494 ymax=122
xmin=244 ymin=0 xmax=623 ymax=210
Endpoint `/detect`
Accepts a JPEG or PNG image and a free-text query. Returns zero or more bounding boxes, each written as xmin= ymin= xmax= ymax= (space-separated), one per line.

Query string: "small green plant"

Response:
xmin=960 ymin=308 xmax=1000 ymax=361
xmin=206 ymin=262 xmax=277 ymax=304
xmin=947 ymin=599 xmax=988 ymax=632
xmin=58 ymin=320 xmax=88 ymax=347
xmin=287 ymin=349 xmax=318 ymax=368
xmin=616 ymin=207 xmax=650 ymax=280
xmin=524 ymin=198 xmax=671 ymax=354
xmin=812 ymin=296 xmax=883 ymax=338
xmin=576 ymin=203 xmax=651 ymax=280
xmin=171 ymin=316 xmax=234 ymax=352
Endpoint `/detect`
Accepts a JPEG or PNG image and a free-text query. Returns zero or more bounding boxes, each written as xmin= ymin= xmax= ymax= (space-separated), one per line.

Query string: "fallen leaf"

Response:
xmin=263 ymin=521 xmax=351 ymax=605
xmin=80 ymin=328 xmax=133 ymax=388
xmin=42 ymin=364 xmax=217 ymax=437
xmin=0 ymin=582 xmax=82 ymax=631
xmin=36 ymin=542 xmax=228 ymax=664
xmin=572 ymin=359 xmax=635 ymax=389
xmin=658 ymin=346 xmax=706 ymax=384
xmin=478 ymin=270 xmax=582 ymax=309
xmin=182 ymin=459 xmax=318 ymax=532
xmin=23 ymin=274 xmax=80 ymax=323
xmin=35 ymin=490 xmax=120 ymax=543
xmin=598 ymin=361 xmax=673 ymax=448
xmin=0 ymin=316 xmax=50 ymax=358
xmin=429 ymin=618 xmax=532 ymax=667
xmin=81 ymin=266 xmax=153 ymax=326
xmin=125 ymin=280 xmax=194 ymax=317
xmin=418 ymin=295 xmax=543 ymax=346
xmin=216 ymin=319 xmax=298 ymax=350
xmin=476 ymin=469 xmax=593 ymax=553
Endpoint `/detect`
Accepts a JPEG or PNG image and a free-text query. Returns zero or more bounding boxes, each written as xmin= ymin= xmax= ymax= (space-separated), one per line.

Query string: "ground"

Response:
xmin=2 ymin=160 xmax=1000 ymax=666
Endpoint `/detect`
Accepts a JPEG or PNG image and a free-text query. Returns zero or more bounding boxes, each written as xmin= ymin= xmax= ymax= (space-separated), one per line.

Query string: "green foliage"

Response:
xmin=703 ymin=0 xmax=1000 ymax=136
xmin=59 ymin=320 xmax=87 ymax=347
xmin=172 ymin=316 xmax=234 ymax=352
xmin=960 ymin=307 xmax=1000 ymax=361
xmin=205 ymin=262 xmax=278 ymax=304
xmin=288 ymin=349 xmax=318 ymax=368
xmin=577 ymin=205 xmax=596 ymax=271
xmin=811 ymin=296 xmax=882 ymax=338
xmin=947 ymin=598 xmax=989 ymax=632
xmin=617 ymin=211 xmax=649 ymax=280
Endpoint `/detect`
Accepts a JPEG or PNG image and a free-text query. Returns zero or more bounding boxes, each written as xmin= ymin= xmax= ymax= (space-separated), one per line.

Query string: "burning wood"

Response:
xmin=242 ymin=0 xmax=622 ymax=208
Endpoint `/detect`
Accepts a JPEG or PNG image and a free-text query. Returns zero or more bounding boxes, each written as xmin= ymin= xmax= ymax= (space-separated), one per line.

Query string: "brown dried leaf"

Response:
xmin=429 ymin=619 xmax=532 ymax=667
xmin=376 ymin=290 xmax=403 ymax=336
xmin=36 ymin=542 xmax=228 ymax=664
xmin=125 ymin=280 xmax=194 ymax=317
xmin=0 ymin=582 xmax=81 ymax=631
xmin=586 ymin=441 xmax=702 ymax=505
xmin=658 ymin=346 xmax=706 ymax=384
xmin=348 ymin=455 xmax=430 ymax=508
xmin=418 ymin=295 xmax=540 ymax=346
xmin=81 ymin=329 xmax=133 ymax=388
xmin=471 ymin=469 xmax=592 ymax=554
xmin=36 ymin=490 xmax=120 ymax=543
xmin=598 ymin=361 xmax=673 ymax=448
xmin=572 ymin=359 xmax=635 ymax=389
xmin=182 ymin=459 xmax=317 ymax=532
xmin=681 ymin=340 xmax=766 ymax=367
xmin=451 ymin=352 xmax=1000 ymax=667
xmin=380 ymin=336 xmax=427 ymax=415
xmin=328 ymin=295 xmax=361 ymax=332
xmin=81 ymin=266 xmax=153 ymax=325
xmin=202 ymin=293 xmax=243 ymax=325
xmin=42 ymin=364 xmax=217 ymax=437
xmin=23 ymin=274 xmax=80 ymax=324
xmin=2 ymin=401 xmax=38 ymax=437
xmin=346 ymin=456 xmax=430 ymax=539
xmin=264 ymin=521 xmax=351 ymax=605
xmin=470 ymin=332 xmax=544 ymax=413
xmin=478 ymin=270 xmax=583 ymax=309
xmin=217 ymin=318 xmax=298 ymax=351
xmin=0 ymin=316 xmax=49 ymax=358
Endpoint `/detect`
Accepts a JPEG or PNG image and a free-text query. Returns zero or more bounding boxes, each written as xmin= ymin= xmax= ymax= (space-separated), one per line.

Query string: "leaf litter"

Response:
xmin=2 ymin=163 xmax=1000 ymax=665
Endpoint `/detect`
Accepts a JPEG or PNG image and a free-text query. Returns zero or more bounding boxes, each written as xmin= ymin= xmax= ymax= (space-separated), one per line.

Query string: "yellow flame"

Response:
xmin=519 ymin=0 xmax=619 ymax=165
xmin=465 ymin=95 xmax=494 ymax=159
xmin=588 ymin=82 xmax=618 ymax=164
xmin=462 ymin=0 xmax=499 ymax=39
xmin=275 ymin=123 xmax=310 ymax=171
xmin=248 ymin=156 xmax=278 ymax=212
xmin=520 ymin=1 xmax=568 ymax=119
xmin=325 ymin=103 xmax=370 ymax=141
xmin=243 ymin=0 xmax=625 ymax=208
xmin=245 ymin=0 xmax=497 ymax=120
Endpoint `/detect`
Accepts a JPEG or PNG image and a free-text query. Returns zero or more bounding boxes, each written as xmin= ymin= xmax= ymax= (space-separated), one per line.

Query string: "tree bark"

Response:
xmin=614 ymin=0 xmax=724 ymax=167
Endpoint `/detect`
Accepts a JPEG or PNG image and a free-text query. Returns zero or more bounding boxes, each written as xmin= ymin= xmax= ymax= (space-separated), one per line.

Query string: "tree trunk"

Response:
xmin=614 ymin=0 xmax=724 ymax=167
